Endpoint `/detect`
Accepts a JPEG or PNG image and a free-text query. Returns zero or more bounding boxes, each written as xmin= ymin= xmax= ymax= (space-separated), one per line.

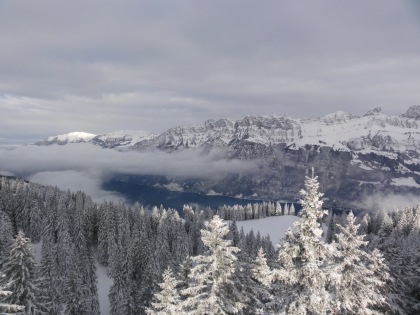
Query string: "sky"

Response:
xmin=1 ymin=0 xmax=420 ymax=144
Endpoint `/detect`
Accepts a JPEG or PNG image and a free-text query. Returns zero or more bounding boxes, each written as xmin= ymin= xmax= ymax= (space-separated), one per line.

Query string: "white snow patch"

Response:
xmin=32 ymin=242 xmax=42 ymax=263
xmin=235 ymin=215 xmax=300 ymax=245
xmin=162 ymin=183 xmax=183 ymax=192
xmin=95 ymin=259 xmax=113 ymax=315
xmin=351 ymin=159 xmax=374 ymax=171
xmin=48 ymin=131 xmax=96 ymax=142
xmin=391 ymin=177 xmax=420 ymax=188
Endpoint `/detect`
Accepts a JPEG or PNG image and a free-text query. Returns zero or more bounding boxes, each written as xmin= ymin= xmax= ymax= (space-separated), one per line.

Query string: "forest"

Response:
xmin=0 ymin=174 xmax=419 ymax=314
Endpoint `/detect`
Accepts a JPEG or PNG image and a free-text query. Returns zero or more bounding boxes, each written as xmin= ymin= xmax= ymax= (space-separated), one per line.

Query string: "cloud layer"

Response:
xmin=1 ymin=1 xmax=420 ymax=144
xmin=0 ymin=144 xmax=259 ymax=202
xmin=357 ymin=192 xmax=420 ymax=212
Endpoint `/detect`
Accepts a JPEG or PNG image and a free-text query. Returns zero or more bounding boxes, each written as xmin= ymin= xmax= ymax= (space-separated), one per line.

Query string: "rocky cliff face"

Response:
xmin=34 ymin=106 xmax=420 ymax=210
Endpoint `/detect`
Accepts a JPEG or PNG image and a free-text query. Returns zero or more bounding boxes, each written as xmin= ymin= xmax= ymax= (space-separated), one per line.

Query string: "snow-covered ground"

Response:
xmin=235 ymin=215 xmax=299 ymax=245
xmin=32 ymin=242 xmax=42 ymax=263
xmin=96 ymin=260 xmax=113 ymax=315
xmin=391 ymin=177 xmax=420 ymax=188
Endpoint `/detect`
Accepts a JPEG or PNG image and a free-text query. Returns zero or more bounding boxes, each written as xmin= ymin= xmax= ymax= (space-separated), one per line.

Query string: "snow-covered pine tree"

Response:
xmin=378 ymin=207 xmax=420 ymax=313
xmin=0 ymin=210 xmax=14 ymax=264
xmin=0 ymin=231 xmax=46 ymax=314
xmin=38 ymin=199 xmax=61 ymax=314
xmin=97 ymin=202 xmax=112 ymax=266
xmin=289 ymin=203 xmax=295 ymax=216
xmin=146 ymin=267 xmax=181 ymax=315
xmin=252 ymin=248 xmax=272 ymax=287
xmin=108 ymin=204 xmax=137 ymax=315
xmin=72 ymin=197 xmax=100 ymax=315
xmin=283 ymin=203 xmax=289 ymax=216
xmin=325 ymin=211 xmax=336 ymax=244
xmin=245 ymin=229 xmax=257 ymax=258
xmin=273 ymin=170 xmax=331 ymax=314
xmin=247 ymin=248 xmax=280 ymax=314
xmin=275 ymin=201 xmax=282 ymax=216
xmin=0 ymin=271 xmax=24 ymax=314
xmin=331 ymin=211 xmax=389 ymax=314
xmin=181 ymin=215 xmax=244 ymax=314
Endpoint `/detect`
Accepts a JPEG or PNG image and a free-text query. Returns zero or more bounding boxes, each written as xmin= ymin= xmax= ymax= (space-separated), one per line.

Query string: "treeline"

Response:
xmin=216 ymin=201 xmax=296 ymax=221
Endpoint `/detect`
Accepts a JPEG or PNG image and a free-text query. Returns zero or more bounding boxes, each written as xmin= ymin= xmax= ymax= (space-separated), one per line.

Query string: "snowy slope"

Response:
xmin=91 ymin=130 xmax=156 ymax=149
xmin=235 ymin=215 xmax=299 ymax=245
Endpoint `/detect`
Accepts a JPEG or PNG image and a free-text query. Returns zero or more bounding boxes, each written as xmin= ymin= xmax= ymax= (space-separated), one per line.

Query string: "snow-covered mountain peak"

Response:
xmin=363 ymin=107 xmax=383 ymax=117
xmin=319 ymin=111 xmax=356 ymax=124
xmin=47 ymin=132 xmax=96 ymax=142
xmin=401 ymin=105 xmax=420 ymax=120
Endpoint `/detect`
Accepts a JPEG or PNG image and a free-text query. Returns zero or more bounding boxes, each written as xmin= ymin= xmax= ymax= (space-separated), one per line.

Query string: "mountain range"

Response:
xmin=34 ymin=106 xmax=420 ymax=210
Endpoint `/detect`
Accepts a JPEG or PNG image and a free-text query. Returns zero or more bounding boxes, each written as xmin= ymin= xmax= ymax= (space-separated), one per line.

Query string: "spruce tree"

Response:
xmin=181 ymin=215 xmax=244 ymax=314
xmin=248 ymin=248 xmax=279 ymax=314
xmin=0 ymin=271 xmax=24 ymax=314
xmin=325 ymin=211 xmax=336 ymax=244
xmin=0 ymin=210 xmax=14 ymax=264
xmin=273 ymin=170 xmax=331 ymax=314
xmin=331 ymin=211 xmax=389 ymax=314
xmin=146 ymin=267 xmax=181 ymax=315
xmin=1 ymin=231 xmax=46 ymax=314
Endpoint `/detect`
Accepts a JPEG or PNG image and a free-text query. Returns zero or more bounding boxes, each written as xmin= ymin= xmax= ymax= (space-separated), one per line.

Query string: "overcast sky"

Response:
xmin=1 ymin=0 xmax=420 ymax=144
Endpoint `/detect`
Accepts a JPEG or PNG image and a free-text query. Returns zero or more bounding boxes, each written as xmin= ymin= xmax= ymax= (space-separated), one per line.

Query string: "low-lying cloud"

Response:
xmin=28 ymin=170 xmax=125 ymax=203
xmin=0 ymin=143 xmax=259 ymax=202
xmin=356 ymin=192 xmax=420 ymax=212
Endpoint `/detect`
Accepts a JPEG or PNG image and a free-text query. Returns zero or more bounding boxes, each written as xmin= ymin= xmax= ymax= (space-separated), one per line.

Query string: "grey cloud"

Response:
xmin=0 ymin=143 xmax=259 ymax=202
xmin=1 ymin=0 xmax=420 ymax=144
xmin=356 ymin=192 xmax=420 ymax=212
xmin=28 ymin=170 xmax=125 ymax=203
xmin=0 ymin=144 xmax=259 ymax=201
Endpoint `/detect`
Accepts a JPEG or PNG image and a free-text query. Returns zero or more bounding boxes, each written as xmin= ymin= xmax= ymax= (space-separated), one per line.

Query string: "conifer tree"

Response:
xmin=273 ymin=170 xmax=331 ymax=314
xmin=289 ymin=203 xmax=296 ymax=216
xmin=108 ymin=241 xmax=134 ymax=315
xmin=1 ymin=231 xmax=46 ymax=314
xmin=252 ymin=248 xmax=272 ymax=287
xmin=248 ymin=248 xmax=279 ymax=314
xmin=0 ymin=271 xmax=24 ymax=314
xmin=283 ymin=203 xmax=289 ymax=216
xmin=325 ymin=212 xmax=336 ymax=244
xmin=0 ymin=210 xmax=14 ymax=264
xmin=146 ymin=267 xmax=181 ymax=315
xmin=331 ymin=211 xmax=389 ymax=314
xmin=181 ymin=215 xmax=244 ymax=314
xmin=275 ymin=201 xmax=282 ymax=216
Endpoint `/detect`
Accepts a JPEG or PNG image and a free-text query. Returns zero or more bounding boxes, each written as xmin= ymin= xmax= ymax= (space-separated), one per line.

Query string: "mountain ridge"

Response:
xmin=35 ymin=106 xmax=420 ymax=154
xmin=31 ymin=106 xmax=420 ymax=210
